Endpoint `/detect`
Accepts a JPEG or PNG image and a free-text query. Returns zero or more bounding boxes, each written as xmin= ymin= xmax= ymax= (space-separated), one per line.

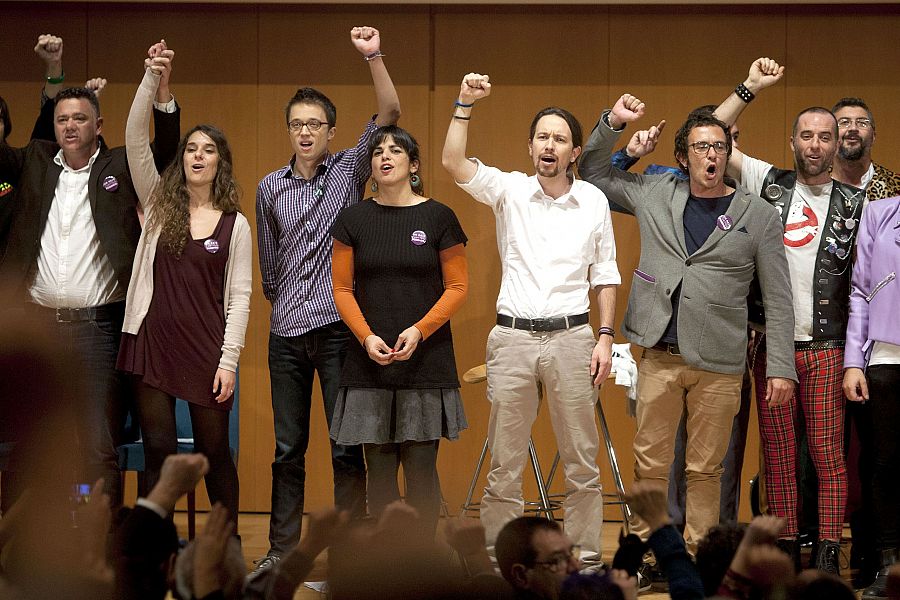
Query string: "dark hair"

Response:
xmin=0 ymin=95 xmax=11 ymax=140
xmin=367 ymin=125 xmax=424 ymax=193
xmin=285 ymin=87 xmax=336 ymax=127
xmin=54 ymin=87 xmax=101 ymax=119
xmin=674 ymin=111 xmax=732 ymax=173
xmin=690 ymin=104 xmax=718 ymax=116
xmin=695 ymin=522 xmax=746 ymax=596
xmin=496 ymin=517 xmax=562 ymax=583
xmin=530 ymin=107 xmax=584 ymax=150
xmin=792 ymin=107 xmax=837 ymax=137
xmin=831 ymin=97 xmax=875 ymax=129
xmin=150 ymin=124 xmax=242 ymax=257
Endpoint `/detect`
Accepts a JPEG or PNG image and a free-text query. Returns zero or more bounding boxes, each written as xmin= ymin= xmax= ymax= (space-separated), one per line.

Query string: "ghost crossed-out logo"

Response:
xmin=784 ymin=202 xmax=818 ymax=248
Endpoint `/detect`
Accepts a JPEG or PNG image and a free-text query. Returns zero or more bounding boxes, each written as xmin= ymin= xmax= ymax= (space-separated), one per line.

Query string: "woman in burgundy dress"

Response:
xmin=118 ymin=44 xmax=252 ymax=524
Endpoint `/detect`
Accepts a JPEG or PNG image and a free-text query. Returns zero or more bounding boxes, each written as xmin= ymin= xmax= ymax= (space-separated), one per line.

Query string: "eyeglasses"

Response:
xmin=531 ymin=545 xmax=581 ymax=573
xmin=288 ymin=119 xmax=329 ymax=132
xmin=837 ymin=117 xmax=872 ymax=130
xmin=689 ymin=141 xmax=728 ymax=155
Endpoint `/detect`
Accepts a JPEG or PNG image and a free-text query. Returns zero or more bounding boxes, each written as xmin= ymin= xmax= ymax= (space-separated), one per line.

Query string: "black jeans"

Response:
xmin=857 ymin=364 xmax=900 ymax=550
xmin=364 ymin=440 xmax=441 ymax=538
xmin=22 ymin=303 xmax=129 ymax=508
xmin=267 ymin=324 xmax=366 ymax=555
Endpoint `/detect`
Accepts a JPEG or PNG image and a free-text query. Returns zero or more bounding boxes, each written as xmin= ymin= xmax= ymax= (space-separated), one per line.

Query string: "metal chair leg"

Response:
xmin=528 ymin=439 xmax=555 ymax=520
xmin=461 ymin=438 xmax=489 ymax=513
xmin=596 ymin=396 xmax=632 ymax=531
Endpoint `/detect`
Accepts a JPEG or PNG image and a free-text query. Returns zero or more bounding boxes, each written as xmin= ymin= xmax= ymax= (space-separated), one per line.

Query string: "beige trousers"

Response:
xmin=632 ymin=349 xmax=742 ymax=553
xmin=480 ymin=324 xmax=603 ymax=554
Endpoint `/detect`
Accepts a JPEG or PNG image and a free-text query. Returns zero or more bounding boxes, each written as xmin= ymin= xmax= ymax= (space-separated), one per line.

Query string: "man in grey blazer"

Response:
xmin=579 ymin=94 xmax=796 ymax=553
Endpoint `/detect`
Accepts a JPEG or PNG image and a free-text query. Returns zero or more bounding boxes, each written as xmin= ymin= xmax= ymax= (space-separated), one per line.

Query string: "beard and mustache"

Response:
xmin=837 ymin=133 xmax=872 ymax=161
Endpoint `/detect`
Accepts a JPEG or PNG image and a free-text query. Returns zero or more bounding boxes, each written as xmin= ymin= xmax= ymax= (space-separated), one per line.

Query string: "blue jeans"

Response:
xmin=267 ymin=323 xmax=366 ymax=555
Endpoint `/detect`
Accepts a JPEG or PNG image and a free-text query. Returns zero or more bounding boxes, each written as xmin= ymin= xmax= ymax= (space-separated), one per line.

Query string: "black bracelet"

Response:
xmin=734 ymin=82 xmax=755 ymax=103
xmin=598 ymin=327 xmax=615 ymax=338
xmin=453 ymin=115 xmax=471 ymax=121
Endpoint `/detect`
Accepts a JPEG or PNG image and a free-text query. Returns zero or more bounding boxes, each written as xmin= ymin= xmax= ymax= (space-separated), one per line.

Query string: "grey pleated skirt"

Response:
xmin=330 ymin=387 xmax=468 ymax=445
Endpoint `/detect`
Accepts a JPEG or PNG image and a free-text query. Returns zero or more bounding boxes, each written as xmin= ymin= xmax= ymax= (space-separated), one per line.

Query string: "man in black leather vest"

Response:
xmin=714 ymin=57 xmax=864 ymax=575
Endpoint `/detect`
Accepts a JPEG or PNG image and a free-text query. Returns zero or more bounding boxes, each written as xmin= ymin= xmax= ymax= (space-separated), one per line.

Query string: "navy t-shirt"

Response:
xmin=661 ymin=192 xmax=735 ymax=344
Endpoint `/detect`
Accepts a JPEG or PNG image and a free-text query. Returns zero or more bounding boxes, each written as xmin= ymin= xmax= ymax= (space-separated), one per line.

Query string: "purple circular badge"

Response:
xmin=102 ymin=175 xmax=119 ymax=192
xmin=716 ymin=215 xmax=733 ymax=231
xmin=204 ymin=239 xmax=220 ymax=254
xmin=410 ymin=230 xmax=427 ymax=246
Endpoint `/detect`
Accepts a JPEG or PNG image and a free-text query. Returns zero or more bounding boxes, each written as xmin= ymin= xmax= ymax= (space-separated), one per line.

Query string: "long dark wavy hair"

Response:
xmin=149 ymin=125 xmax=242 ymax=257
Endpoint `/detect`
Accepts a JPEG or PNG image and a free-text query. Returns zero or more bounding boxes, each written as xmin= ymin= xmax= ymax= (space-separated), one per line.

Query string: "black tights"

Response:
xmin=135 ymin=381 xmax=239 ymax=526
xmin=364 ymin=440 xmax=441 ymax=538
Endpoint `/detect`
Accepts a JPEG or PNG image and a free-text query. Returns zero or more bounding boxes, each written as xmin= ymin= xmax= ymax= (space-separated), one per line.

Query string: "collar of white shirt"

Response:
xmin=527 ymin=173 xmax=582 ymax=207
xmin=53 ymin=146 xmax=101 ymax=173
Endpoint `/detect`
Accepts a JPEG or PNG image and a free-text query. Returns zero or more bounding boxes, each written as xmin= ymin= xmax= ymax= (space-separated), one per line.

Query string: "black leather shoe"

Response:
xmin=815 ymin=540 xmax=841 ymax=575
xmin=862 ymin=548 xmax=899 ymax=600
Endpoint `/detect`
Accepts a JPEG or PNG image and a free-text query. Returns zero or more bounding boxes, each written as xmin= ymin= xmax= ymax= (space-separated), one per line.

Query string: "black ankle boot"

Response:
xmin=776 ymin=538 xmax=802 ymax=573
xmin=815 ymin=540 xmax=842 ymax=575
xmin=862 ymin=548 xmax=899 ymax=600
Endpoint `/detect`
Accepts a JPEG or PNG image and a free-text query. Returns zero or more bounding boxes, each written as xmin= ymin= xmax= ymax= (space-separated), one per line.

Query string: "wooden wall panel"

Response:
xmin=3 ymin=3 xmax=900 ymax=523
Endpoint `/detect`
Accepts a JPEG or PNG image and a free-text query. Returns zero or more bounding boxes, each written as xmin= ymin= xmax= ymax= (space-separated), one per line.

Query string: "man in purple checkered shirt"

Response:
xmin=253 ymin=26 xmax=400 ymax=573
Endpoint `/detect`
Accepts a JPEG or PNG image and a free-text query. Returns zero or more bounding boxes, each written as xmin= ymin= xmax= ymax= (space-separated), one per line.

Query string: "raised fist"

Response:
xmin=351 ymin=26 xmax=381 ymax=56
xmin=458 ymin=73 xmax=491 ymax=105
xmin=34 ymin=34 xmax=63 ymax=64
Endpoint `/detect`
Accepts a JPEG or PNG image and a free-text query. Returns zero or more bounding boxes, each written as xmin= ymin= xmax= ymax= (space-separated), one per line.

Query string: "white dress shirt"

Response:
xmin=29 ymin=147 xmax=124 ymax=308
xmin=458 ymin=159 xmax=620 ymax=318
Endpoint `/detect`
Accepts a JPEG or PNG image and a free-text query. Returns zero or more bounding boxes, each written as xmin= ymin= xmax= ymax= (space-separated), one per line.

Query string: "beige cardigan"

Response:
xmin=123 ymin=68 xmax=251 ymax=372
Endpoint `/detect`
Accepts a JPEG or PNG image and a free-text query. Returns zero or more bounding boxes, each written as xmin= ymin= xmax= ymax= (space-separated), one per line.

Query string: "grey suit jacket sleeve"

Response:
xmin=579 ymin=111 xmax=653 ymax=214
xmin=755 ymin=209 xmax=798 ymax=382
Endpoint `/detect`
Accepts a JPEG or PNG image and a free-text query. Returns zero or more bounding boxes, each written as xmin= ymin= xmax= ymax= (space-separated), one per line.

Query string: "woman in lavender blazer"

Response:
xmin=843 ymin=195 xmax=900 ymax=600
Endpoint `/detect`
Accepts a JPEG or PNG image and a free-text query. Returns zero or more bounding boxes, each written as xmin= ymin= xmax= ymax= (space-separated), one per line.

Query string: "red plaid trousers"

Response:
xmin=753 ymin=346 xmax=847 ymax=541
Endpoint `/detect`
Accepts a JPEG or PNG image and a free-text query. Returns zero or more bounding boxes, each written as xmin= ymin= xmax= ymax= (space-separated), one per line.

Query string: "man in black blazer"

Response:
xmin=0 ymin=50 xmax=179 ymax=508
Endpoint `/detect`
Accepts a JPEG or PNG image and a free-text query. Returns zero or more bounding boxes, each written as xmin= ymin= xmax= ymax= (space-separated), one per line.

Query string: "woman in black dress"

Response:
xmin=330 ymin=125 xmax=468 ymax=536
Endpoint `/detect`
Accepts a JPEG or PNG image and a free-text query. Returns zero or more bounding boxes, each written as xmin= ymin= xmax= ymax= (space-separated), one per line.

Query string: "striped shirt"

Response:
xmin=256 ymin=119 xmax=377 ymax=337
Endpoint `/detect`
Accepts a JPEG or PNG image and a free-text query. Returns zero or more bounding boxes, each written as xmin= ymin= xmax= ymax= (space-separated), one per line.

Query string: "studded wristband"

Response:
xmin=734 ymin=82 xmax=755 ymax=103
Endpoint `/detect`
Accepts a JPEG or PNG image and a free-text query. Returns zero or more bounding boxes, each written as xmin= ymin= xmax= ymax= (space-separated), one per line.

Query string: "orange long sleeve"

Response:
xmin=331 ymin=240 xmax=375 ymax=344
xmin=414 ymin=243 xmax=468 ymax=340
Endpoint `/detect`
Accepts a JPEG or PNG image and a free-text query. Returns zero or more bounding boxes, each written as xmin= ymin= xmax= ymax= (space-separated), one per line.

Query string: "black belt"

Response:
xmin=496 ymin=312 xmax=589 ymax=333
xmin=651 ymin=341 xmax=682 ymax=356
xmin=25 ymin=301 xmax=125 ymax=323
xmin=794 ymin=339 xmax=844 ymax=351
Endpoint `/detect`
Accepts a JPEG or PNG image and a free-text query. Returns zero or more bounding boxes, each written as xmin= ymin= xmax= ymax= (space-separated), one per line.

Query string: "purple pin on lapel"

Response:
xmin=716 ymin=215 xmax=734 ymax=231
xmin=410 ymin=230 xmax=427 ymax=246
xmin=204 ymin=239 xmax=220 ymax=254
xmin=102 ymin=175 xmax=119 ymax=192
